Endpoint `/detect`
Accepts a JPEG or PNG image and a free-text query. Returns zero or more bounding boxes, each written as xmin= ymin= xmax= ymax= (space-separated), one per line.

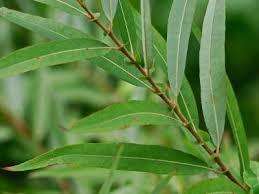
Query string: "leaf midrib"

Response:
xmin=76 ymin=112 xmax=181 ymax=130
xmin=0 ymin=47 xmax=111 ymax=69
xmin=102 ymin=56 xmax=152 ymax=89
xmin=175 ymin=0 xmax=188 ymax=96
xmin=119 ymin=0 xmax=134 ymax=54
xmin=207 ymin=1 xmax=220 ymax=146
xmin=32 ymin=153 xmax=213 ymax=171
xmin=227 ymin=101 xmax=246 ymax=172
xmin=1 ymin=9 xmax=69 ymax=39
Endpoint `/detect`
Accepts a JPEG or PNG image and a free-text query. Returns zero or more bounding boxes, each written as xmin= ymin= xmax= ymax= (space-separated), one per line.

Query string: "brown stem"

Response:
xmin=0 ymin=103 xmax=31 ymax=140
xmin=76 ymin=0 xmax=250 ymax=191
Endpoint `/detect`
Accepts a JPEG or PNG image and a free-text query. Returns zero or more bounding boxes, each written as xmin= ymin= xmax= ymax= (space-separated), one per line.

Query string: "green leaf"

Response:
xmin=152 ymin=29 xmax=168 ymax=75
xmin=33 ymin=0 xmax=85 ymax=16
xmin=178 ymin=77 xmax=200 ymax=129
xmin=226 ymin=78 xmax=252 ymax=177
xmin=199 ymin=0 xmax=226 ymax=148
xmin=99 ymin=144 xmax=124 ymax=194
xmin=0 ymin=38 xmax=110 ymax=79
xmin=5 ymin=143 xmax=212 ymax=175
xmin=151 ymin=173 xmax=174 ymax=194
xmin=71 ymin=101 xmax=181 ymax=133
xmin=101 ymin=0 xmax=119 ymax=23
xmin=184 ymin=177 xmax=246 ymax=194
xmin=131 ymin=9 xmax=200 ymax=129
xmin=0 ymin=7 xmax=88 ymax=40
xmin=114 ymin=0 xmax=139 ymax=56
xmin=167 ymin=0 xmax=197 ymax=98
xmin=251 ymin=161 xmax=259 ymax=178
xmin=141 ymin=0 xmax=153 ymax=72
xmin=89 ymin=52 xmax=152 ymax=89
xmin=246 ymin=161 xmax=259 ymax=188
xmin=132 ymin=8 xmax=167 ymax=75
xmin=0 ymin=7 xmax=149 ymax=88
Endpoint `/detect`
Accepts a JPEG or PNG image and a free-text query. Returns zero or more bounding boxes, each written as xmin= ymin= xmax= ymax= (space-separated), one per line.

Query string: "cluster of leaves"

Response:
xmin=0 ymin=0 xmax=258 ymax=193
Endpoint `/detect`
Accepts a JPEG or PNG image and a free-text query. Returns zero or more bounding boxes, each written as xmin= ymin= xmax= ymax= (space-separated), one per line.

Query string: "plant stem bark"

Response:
xmin=76 ymin=0 xmax=250 ymax=191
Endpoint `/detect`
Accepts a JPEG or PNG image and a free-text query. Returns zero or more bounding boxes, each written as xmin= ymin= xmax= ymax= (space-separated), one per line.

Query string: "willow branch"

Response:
xmin=76 ymin=0 xmax=249 ymax=191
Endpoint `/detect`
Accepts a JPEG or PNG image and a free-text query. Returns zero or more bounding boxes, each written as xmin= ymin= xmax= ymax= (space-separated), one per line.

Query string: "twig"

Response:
xmin=76 ymin=0 xmax=250 ymax=191
xmin=0 ymin=103 xmax=31 ymax=140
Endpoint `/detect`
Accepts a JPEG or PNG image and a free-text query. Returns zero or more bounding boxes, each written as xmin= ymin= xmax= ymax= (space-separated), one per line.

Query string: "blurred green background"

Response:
xmin=0 ymin=0 xmax=258 ymax=193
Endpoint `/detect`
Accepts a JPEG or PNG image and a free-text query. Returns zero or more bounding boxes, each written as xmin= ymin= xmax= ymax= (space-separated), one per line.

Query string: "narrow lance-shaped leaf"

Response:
xmin=184 ymin=177 xmax=246 ymax=194
xmin=178 ymin=77 xmax=200 ymax=129
xmin=199 ymin=0 xmax=226 ymax=148
xmin=132 ymin=7 xmax=167 ymax=75
xmin=33 ymin=0 xmax=85 ymax=16
xmin=101 ymin=0 xmax=118 ymax=23
xmin=167 ymin=0 xmax=197 ymax=98
xmin=141 ymin=0 xmax=153 ymax=73
xmin=0 ymin=38 xmax=110 ymax=79
xmin=0 ymin=8 xmax=150 ymax=88
xmin=89 ymin=52 xmax=152 ymax=89
xmin=0 ymin=7 xmax=88 ymax=40
xmin=226 ymin=78 xmax=252 ymax=177
xmin=4 ymin=143 xmax=212 ymax=175
xmin=114 ymin=0 xmax=139 ymax=56
xmin=99 ymin=144 xmax=124 ymax=194
xmin=70 ymin=101 xmax=182 ymax=133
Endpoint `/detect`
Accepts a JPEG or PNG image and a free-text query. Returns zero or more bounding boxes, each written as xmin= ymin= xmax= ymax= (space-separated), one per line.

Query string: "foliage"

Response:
xmin=0 ymin=0 xmax=258 ymax=193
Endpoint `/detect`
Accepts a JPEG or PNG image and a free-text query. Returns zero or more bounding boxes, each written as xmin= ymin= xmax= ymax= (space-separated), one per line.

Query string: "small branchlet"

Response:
xmin=76 ymin=1 xmax=250 ymax=191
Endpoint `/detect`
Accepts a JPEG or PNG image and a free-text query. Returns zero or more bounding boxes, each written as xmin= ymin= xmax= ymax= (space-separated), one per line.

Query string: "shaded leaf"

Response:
xmin=71 ymin=101 xmax=181 ymax=133
xmin=132 ymin=8 xmax=167 ymax=75
xmin=0 ymin=38 xmax=110 ymax=78
xmin=141 ymin=0 xmax=153 ymax=72
xmin=0 ymin=7 xmax=88 ymax=40
xmin=101 ymin=0 xmax=118 ymax=23
xmin=114 ymin=0 xmax=139 ymax=56
xmin=32 ymin=69 xmax=51 ymax=142
xmin=226 ymin=78 xmax=252 ymax=177
xmin=151 ymin=173 xmax=174 ymax=194
xmin=178 ymin=77 xmax=200 ymax=129
xmin=5 ymin=143 xmax=212 ymax=175
xmin=199 ymin=0 xmax=226 ymax=148
xmin=184 ymin=177 xmax=246 ymax=194
xmin=167 ymin=0 xmax=197 ymax=98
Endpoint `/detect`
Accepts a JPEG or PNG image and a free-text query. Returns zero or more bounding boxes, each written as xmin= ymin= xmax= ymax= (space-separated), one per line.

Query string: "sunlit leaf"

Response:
xmin=141 ymin=0 xmax=153 ymax=72
xmin=89 ymin=52 xmax=152 ymax=89
xmin=0 ymin=7 xmax=88 ymax=40
xmin=0 ymin=38 xmax=110 ymax=78
xmin=184 ymin=177 xmax=246 ymax=194
xmin=167 ymin=0 xmax=197 ymax=98
xmin=71 ymin=101 xmax=181 ymax=133
xmin=33 ymin=0 xmax=85 ymax=16
xmin=101 ymin=0 xmax=118 ymax=23
xmin=199 ymin=0 xmax=226 ymax=148
xmin=5 ymin=143 xmax=212 ymax=175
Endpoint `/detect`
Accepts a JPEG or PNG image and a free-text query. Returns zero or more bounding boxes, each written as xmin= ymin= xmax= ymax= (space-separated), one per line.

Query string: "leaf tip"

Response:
xmin=2 ymin=166 xmax=14 ymax=171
